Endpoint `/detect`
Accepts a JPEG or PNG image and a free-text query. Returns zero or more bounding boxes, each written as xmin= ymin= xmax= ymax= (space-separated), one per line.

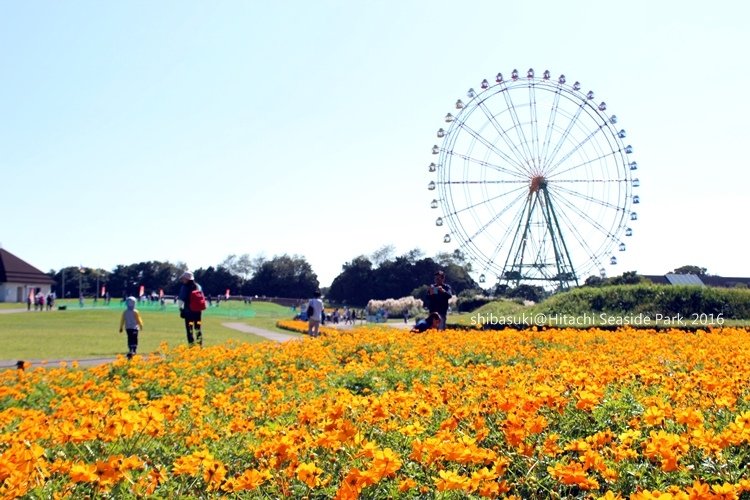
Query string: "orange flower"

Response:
xmin=295 ymin=461 xmax=323 ymax=488
xmin=548 ymin=461 xmax=599 ymax=490
xmin=365 ymin=448 xmax=402 ymax=482
xmin=227 ymin=468 xmax=270 ymax=491
xmin=644 ymin=405 xmax=666 ymax=426
xmin=203 ymin=460 xmax=227 ymax=491
xmin=398 ymin=477 xmax=417 ymax=493
xmin=434 ymin=469 xmax=470 ymax=492
xmin=68 ymin=462 xmax=98 ymax=483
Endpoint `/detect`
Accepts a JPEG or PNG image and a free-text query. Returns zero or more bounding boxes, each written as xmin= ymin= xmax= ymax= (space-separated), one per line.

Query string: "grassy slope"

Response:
xmin=0 ymin=300 xmax=299 ymax=361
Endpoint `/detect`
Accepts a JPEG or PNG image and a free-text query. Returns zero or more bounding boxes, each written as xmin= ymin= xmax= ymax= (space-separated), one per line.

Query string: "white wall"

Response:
xmin=0 ymin=283 xmax=52 ymax=303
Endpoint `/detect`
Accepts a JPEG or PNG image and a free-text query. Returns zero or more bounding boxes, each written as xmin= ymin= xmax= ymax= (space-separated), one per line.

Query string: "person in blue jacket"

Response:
xmin=411 ymin=312 xmax=442 ymax=333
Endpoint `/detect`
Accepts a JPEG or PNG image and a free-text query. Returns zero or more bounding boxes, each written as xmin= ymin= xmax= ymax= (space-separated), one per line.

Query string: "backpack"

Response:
xmin=306 ymin=303 xmax=315 ymax=318
xmin=189 ymin=289 xmax=207 ymax=312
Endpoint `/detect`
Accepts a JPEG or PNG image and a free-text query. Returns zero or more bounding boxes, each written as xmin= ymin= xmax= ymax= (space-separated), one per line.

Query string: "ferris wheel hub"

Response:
xmin=530 ymin=176 xmax=547 ymax=194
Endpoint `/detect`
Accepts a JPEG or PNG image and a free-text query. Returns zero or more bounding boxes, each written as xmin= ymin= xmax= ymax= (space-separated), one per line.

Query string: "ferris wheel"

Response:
xmin=429 ymin=68 xmax=639 ymax=289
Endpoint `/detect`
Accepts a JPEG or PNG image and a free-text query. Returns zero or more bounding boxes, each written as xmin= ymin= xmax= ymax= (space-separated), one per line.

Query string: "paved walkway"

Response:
xmin=221 ymin=322 xmax=299 ymax=342
xmin=0 ymin=308 xmax=30 ymax=314
xmin=0 ymin=322 xmax=298 ymax=370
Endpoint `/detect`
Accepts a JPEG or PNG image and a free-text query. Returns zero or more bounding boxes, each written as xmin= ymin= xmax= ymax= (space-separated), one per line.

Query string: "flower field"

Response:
xmin=2 ymin=323 xmax=750 ymax=499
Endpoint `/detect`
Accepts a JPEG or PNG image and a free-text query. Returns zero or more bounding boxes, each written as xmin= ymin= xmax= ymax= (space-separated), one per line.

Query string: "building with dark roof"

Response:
xmin=0 ymin=247 xmax=56 ymax=303
xmin=642 ymin=273 xmax=750 ymax=288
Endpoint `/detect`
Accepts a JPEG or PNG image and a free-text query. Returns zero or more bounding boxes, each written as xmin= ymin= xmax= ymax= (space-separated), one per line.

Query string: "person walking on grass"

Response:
xmin=119 ymin=296 xmax=144 ymax=359
xmin=307 ymin=290 xmax=324 ymax=337
xmin=177 ymin=271 xmax=206 ymax=346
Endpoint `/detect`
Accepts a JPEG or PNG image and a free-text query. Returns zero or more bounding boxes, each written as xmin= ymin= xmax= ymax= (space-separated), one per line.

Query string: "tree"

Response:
xmin=371 ymin=245 xmax=395 ymax=267
xmin=194 ymin=266 xmax=243 ymax=297
xmin=107 ymin=261 xmax=184 ymax=298
xmin=327 ymin=256 xmax=375 ymax=307
xmin=672 ymin=265 xmax=708 ymax=275
xmin=584 ymin=275 xmax=605 ymax=287
xmin=328 ymin=249 xmax=477 ymax=307
xmin=219 ymin=254 xmax=256 ymax=280
xmin=607 ymin=271 xmax=644 ymax=286
xmin=245 ymin=254 xmax=319 ymax=298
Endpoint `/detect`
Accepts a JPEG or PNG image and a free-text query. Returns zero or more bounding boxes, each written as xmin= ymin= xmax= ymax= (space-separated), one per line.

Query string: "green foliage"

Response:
xmin=244 ymin=254 xmax=320 ymax=298
xmin=454 ymin=283 xmax=750 ymax=326
xmin=327 ymin=251 xmax=477 ymax=308
xmin=539 ymin=284 xmax=750 ymax=319
xmin=672 ymin=265 xmax=708 ymax=275
xmin=455 ymin=289 xmax=493 ymax=312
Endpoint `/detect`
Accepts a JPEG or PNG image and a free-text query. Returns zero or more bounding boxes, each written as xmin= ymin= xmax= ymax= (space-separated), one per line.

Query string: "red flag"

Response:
xmin=139 ymin=285 xmax=145 ymax=297
xmin=225 ymin=288 xmax=230 ymax=299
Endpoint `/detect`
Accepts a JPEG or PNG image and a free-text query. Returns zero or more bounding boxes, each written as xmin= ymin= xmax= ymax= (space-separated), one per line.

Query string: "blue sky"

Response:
xmin=1 ymin=1 xmax=748 ymax=287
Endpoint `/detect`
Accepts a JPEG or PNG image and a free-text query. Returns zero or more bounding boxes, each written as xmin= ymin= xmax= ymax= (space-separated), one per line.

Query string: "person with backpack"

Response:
xmin=177 ymin=271 xmax=207 ymax=346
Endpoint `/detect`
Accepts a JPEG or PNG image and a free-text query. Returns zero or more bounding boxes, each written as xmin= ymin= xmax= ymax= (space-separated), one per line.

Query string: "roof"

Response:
xmin=665 ymin=273 xmax=705 ymax=286
xmin=700 ymin=275 xmax=750 ymax=288
xmin=642 ymin=275 xmax=670 ymax=285
xmin=0 ymin=248 xmax=56 ymax=285
xmin=643 ymin=273 xmax=750 ymax=288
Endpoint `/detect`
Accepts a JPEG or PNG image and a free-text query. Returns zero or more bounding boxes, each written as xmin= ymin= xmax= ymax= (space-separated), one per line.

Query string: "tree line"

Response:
xmin=45 ymin=246 xmax=479 ymax=307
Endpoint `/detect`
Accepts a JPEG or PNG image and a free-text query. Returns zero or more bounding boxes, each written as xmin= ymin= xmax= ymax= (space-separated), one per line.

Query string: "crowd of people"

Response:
xmin=303 ymin=269 xmax=454 ymax=337
xmin=27 ymin=290 xmax=56 ymax=311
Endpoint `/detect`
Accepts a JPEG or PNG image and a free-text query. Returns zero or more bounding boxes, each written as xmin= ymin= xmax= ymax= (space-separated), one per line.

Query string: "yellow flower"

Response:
xmin=295 ymin=461 xmax=323 ymax=488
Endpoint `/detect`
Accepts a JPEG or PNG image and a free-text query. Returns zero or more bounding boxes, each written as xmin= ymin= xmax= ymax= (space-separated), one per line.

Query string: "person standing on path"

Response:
xmin=119 ymin=296 xmax=144 ymax=359
xmin=307 ymin=290 xmax=324 ymax=337
xmin=177 ymin=271 xmax=206 ymax=346
xmin=427 ymin=270 xmax=453 ymax=330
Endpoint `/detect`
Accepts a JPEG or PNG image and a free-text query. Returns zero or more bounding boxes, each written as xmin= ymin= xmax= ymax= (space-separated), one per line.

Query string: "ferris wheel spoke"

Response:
xmin=447 ymin=184 xmax=528 ymax=217
xmin=491 ymin=194 xmax=537 ymax=273
xmin=541 ymin=100 xmax=586 ymax=171
xmin=496 ymin=91 xmax=535 ymax=170
xmin=546 ymin=201 xmax=606 ymax=273
xmin=555 ymin=189 xmax=609 ymax=273
xmin=442 ymin=179 xmax=529 ymax=187
xmin=456 ymin=112 xmax=529 ymax=175
xmin=546 ymin=123 xmax=609 ymax=176
xmin=540 ymin=87 xmax=563 ymax=168
xmin=549 ymin=189 xmax=620 ymax=242
xmin=547 ymin=148 xmax=622 ymax=179
xmin=550 ymin=195 xmax=609 ymax=268
xmin=446 ymin=151 xmax=529 ymax=181
xmin=460 ymin=188 xmax=529 ymax=242
xmin=550 ymin=182 xmax=625 ymax=212
xmin=527 ymin=82 xmax=542 ymax=170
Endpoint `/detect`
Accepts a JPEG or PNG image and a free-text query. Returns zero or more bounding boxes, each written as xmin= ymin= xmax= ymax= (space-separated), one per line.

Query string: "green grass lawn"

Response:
xmin=0 ymin=299 xmax=300 ymax=361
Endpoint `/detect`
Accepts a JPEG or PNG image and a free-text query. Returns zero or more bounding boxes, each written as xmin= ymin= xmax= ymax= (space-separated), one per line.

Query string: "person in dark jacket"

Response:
xmin=177 ymin=271 xmax=204 ymax=346
xmin=427 ymin=270 xmax=453 ymax=330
